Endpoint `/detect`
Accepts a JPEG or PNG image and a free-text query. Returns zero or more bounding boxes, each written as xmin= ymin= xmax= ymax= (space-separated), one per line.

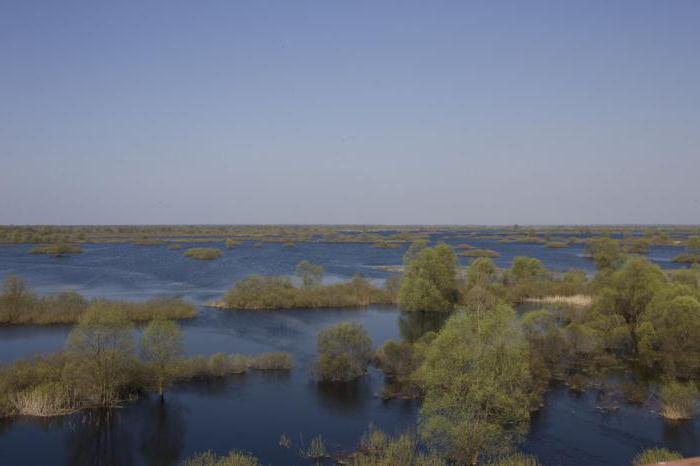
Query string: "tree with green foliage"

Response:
xmin=0 ymin=275 xmax=32 ymax=322
xmin=140 ymin=318 xmax=184 ymax=399
xmin=510 ymin=257 xmax=548 ymax=283
xmin=399 ymin=243 xmax=458 ymax=312
xmin=403 ymin=240 xmax=429 ymax=265
xmin=588 ymin=237 xmax=625 ymax=271
xmin=595 ymin=257 xmax=665 ymax=326
xmin=637 ymin=289 xmax=700 ymax=378
xmin=314 ymin=322 xmax=373 ymax=382
xmin=65 ymin=304 xmax=136 ymax=406
xmin=295 ymin=260 xmax=324 ymax=288
xmin=417 ymin=305 xmax=533 ymax=464
xmin=466 ymin=257 xmax=497 ymax=289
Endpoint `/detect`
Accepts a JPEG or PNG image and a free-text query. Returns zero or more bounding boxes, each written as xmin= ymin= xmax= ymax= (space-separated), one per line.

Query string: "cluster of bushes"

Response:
xmin=0 ymin=276 xmax=197 ymax=325
xmin=223 ymin=261 xmax=395 ymax=310
xmin=29 ymin=243 xmax=83 ymax=256
xmin=0 ymin=312 xmax=292 ymax=418
xmin=397 ymin=242 xmax=590 ymax=314
xmin=184 ymin=248 xmax=223 ymax=260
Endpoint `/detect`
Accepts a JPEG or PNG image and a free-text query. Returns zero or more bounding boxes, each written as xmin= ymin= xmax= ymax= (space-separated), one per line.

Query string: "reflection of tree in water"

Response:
xmin=398 ymin=311 xmax=449 ymax=343
xmin=63 ymin=399 xmax=188 ymax=466
xmin=662 ymin=418 xmax=697 ymax=456
xmin=316 ymin=378 xmax=371 ymax=414
xmin=140 ymin=399 xmax=187 ymax=466
xmin=64 ymin=410 xmax=135 ymax=466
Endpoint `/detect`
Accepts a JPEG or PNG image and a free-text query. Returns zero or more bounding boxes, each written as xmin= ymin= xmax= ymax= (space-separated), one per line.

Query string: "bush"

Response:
xmin=180 ymin=450 xmax=260 ymax=466
xmin=631 ymin=448 xmax=682 ymax=465
xmin=223 ymin=275 xmax=393 ymax=310
xmin=314 ymin=322 xmax=373 ymax=381
xmin=184 ymin=248 xmax=223 ymax=260
xmin=248 ymin=352 xmax=293 ymax=370
xmin=659 ymin=381 xmax=698 ymax=420
xmin=29 ymin=243 xmax=82 ymax=256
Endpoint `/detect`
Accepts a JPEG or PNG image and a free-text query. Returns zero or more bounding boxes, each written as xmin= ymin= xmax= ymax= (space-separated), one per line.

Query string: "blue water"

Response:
xmin=0 ymin=240 xmax=696 ymax=465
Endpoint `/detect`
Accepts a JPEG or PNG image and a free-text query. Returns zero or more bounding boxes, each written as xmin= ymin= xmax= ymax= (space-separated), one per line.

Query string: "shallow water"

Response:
xmin=0 ymin=240 xmax=696 ymax=465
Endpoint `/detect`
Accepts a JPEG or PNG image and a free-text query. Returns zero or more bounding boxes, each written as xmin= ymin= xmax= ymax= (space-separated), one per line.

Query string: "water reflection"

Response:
xmin=140 ymin=400 xmax=187 ymax=466
xmin=65 ymin=410 xmax=136 ymax=466
xmin=62 ymin=399 xmax=187 ymax=466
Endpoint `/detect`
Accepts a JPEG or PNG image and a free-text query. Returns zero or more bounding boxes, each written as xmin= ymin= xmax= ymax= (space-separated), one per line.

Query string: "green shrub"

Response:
xmin=184 ymin=248 xmax=223 ymax=260
xmin=180 ymin=450 xmax=260 ymax=466
xmin=314 ymin=322 xmax=373 ymax=382
xmin=659 ymin=381 xmax=698 ymax=420
xmin=631 ymin=448 xmax=682 ymax=465
xmin=29 ymin=243 xmax=82 ymax=256
xmin=248 ymin=352 xmax=293 ymax=370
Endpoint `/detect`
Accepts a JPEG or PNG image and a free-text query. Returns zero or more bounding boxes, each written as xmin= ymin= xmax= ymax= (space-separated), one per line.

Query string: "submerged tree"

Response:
xmin=314 ymin=322 xmax=373 ymax=382
xmin=295 ymin=260 xmax=324 ymax=288
xmin=65 ymin=304 xmax=136 ymax=407
xmin=398 ymin=242 xmax=458 ymax=312
xmin=587 ymin=237 xmax=625 ymax=271
xmin=417 ymin=306 xmax=533 ymax=464
xmin=140 ymin=318 xmax=185 ymax=399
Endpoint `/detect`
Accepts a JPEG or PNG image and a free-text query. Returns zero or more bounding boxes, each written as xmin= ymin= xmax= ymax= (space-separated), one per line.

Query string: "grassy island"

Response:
xmin=29 ymin=243 xmax=82 ymax=256
xmin=0 ymin=276 xmax=197 ymax=325
xmin=184 ymin=247 xmax=223 ymax=260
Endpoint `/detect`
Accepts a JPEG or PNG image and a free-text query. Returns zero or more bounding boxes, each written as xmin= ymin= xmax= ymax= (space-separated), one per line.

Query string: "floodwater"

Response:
xmin=0 ymin=239 xmax=696 ymax=465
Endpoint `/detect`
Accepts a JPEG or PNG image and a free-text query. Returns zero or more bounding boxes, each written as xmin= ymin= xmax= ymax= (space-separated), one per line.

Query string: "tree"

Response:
xmin=0 ymin=275 xmax=32 ymax=322
xmin=403 ymin=240 xmax=429 ymax=265
xmin=466 ymin=258 xmax=497 ymax=290
xmin=587 ymin=237 xmax=624 ymax=271
xmin=417 ymin=305 xmax=533 ymax=464
xmin=510 ymin=257 xmax=548 ymax=283
xmin=295 ymin=260 xmax=324 ymax=288
xmin=140 ymin=319 xmax=184 ymax=399
xmin=314 ymin=322 xmax=373 ymax=381
xmin=596 ymin=257 xmax=665 ymax=326
xmin=637 ymin=289 xmax=700 ymax=378
xmin=398 ymin=243 xmax=458 ymax=312
xmin=65 ymin=304 xmax=136 ymax=407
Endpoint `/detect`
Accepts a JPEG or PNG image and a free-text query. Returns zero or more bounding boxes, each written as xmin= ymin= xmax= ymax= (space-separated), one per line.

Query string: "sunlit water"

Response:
xmin=0 ymin=239 xmax=695 ymax=465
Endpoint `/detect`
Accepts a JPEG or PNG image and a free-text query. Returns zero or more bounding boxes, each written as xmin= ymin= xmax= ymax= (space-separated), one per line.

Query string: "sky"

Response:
xmin=1 ymin=1 xmax=699 ymax=225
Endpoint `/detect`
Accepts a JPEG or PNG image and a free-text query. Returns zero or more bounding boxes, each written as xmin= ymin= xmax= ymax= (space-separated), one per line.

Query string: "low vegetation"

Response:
xmin=184 ymin=248 xmax=223 ymax=260
xmin=180 ymin=450 xmax=261 ymax=466
xmin=29 ymin=243 xmax=82 ymax=256
xmin=222 ymin=261 xmax=395 ymax=309
xmin=0 ymin=313 xmax=292 ymax=418
xmin=0 ymin=276 xmax=197 ymax=325
xmin=314 ymin=322 xmax=373 ymax=382
xmin=631 ymin=448 xmax=682 ymax=465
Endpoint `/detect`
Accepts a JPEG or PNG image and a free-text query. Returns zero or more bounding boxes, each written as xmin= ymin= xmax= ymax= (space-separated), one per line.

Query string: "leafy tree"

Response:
xmin=637 ymin=289 xmax=700 ymax=378
xmin=314 ymin=322 xmax=373 ymax=381
xmin=140 ymin=319 xmax=184 ymax=399
xmin=587 ymin=237 xmax=625 ymax=271
xmin=403 ymin=240 xmax=429 ymax=265
xmin=399 ymin=243 xmax=458 ymax=312
xmin=595 ymin=257 xmax=665 ymax=326
xmin=0 ymin=275 xmax=33 ymax=322
xmin=466 ymin=258 xmax=497 ymax=289
xmin=295 ymin=260 xmax=324 ymax=288
xmin=510 ymin=257 xmax=548 ymax=283
xmin=417 ymin=306 xmax=533 ymax=464
xmin=65 ymin=304 xmax=136 ymax=406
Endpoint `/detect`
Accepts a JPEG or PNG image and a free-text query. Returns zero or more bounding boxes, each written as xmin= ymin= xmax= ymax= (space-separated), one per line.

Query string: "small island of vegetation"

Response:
xmin=184 ymin=247 xmax=224 ymax=260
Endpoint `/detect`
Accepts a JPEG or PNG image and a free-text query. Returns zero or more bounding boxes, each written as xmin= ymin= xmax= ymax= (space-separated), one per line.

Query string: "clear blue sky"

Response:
xmin=1 ymin=1 xmax=698 ymax=225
